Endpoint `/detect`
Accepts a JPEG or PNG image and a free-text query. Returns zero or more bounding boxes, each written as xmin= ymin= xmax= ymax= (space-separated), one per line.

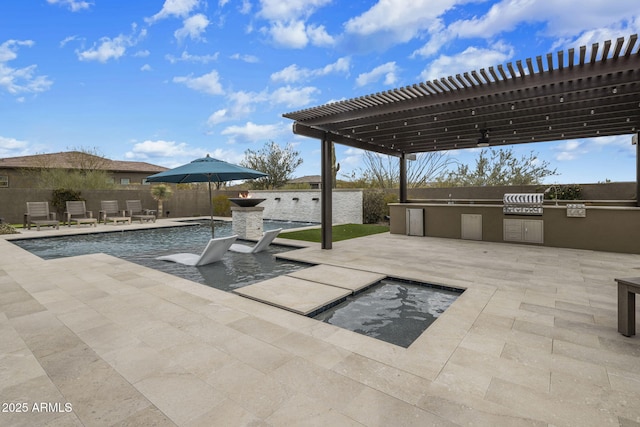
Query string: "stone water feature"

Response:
xmin=229 ymin=196 xmax=266 ymax=240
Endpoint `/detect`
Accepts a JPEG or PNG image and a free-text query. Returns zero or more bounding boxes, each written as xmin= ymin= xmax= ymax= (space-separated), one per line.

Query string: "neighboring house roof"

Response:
xmin=0 ymin=151 xmax=167 ymax=173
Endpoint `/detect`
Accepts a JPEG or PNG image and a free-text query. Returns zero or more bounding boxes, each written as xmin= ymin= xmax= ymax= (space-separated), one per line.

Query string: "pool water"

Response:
xmin=12 ymin=220 xmax=314 ymax=292
xmin=314 ymin=278 xmax=461 ymax=348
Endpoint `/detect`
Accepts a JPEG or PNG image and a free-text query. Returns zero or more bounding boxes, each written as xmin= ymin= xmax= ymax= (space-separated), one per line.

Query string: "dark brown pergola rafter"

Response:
xmin=285 ymin=35 xmax=639 ymax=155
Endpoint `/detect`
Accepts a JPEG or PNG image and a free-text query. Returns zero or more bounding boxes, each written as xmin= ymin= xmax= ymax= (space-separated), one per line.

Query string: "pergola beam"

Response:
xmin=293 ymin=122 xmax=402 ymax=157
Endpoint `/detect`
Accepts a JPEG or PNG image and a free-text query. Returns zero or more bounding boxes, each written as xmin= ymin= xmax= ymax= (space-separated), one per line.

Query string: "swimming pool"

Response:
xmin=314 ymin=278 xmax=461 ymax=347
xmin=12 ymin=220 xmax=314 ymax=292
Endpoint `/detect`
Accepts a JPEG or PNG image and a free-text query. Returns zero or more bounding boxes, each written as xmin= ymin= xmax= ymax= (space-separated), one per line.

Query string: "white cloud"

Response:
xmin=146 ymin=0 xmax=201 ymax=23
xmin=165 ymin=50 xmax=219 ymax=64
xmin=0 ymin=136 xmax=29 ymax=157
xmin=271 ymin=57 xmax=350 ymax=83
xmin=221 ymin=121 xmax=287 ymax=144
xmin=269 ymin=20 xmax=308 ymax=48
xmin=239 ymin=0 xmax=252 ymax=14
xmin=554 ymin=140 xmax=584 ymax=161
xmin=207 ymin=109 xmax=228 ymax=126
xmin=420 ymin=43 xmax=514 ymax=81
xmin=125 ymin=139 xmax=191 ymax=158
xmin=271 ymin=64 xmax=305 ymax=83
xmin=356 ymin=62 xmax=399 ymax=87
xmin=133 ymin=50 xmax=150 ymax=58
xmin=208 ymin=84 xmax=317 ymax=127
xmin=76 ymin=26 xmax=146 ymax=63
xmin=344 ymin=0 xmax=453 ymax=52
xmin=551 ymin=15 xmax=640 ymax=55
xmin=0 ymin=40 xmax=53 ymax=95
xmin=229 ymin=90 xmax=268 ymax=114
xmin=413 ymin=0 xmax=640 ymax=59
xmin=230 ymin=53 xmax=259 ymax=63
xmin=307 ymin=24 xmax=335 ymax=47
xmin=257 ymin=0 xmax=334 ymax=48
xmin=270 ymin=85 xmax=318 ymax=107
xmin=76 ymin=35 xmax=127 ymax=62
xmin=141 ymin=64 xmax=152 ymax=71
xmin=124 ymin=139 xmax=228 ymax=168
xmin=59 ymin=35 xmax=81 ymax=48
xmin=207 ymin=89 xmax=269 ymax=126
xmin=258 ymin=0 xmax=332 ymax=21
xmin=341 ymin=147 xmax=364 ymax=167
xmin=173 ymin=70 xmax=224 ymax=95
xmin=205 ymin=148 xmax=245 ymax=165
xmin=175 ymin=13 xmax=209 ymax=41
xmin=46 ymin=0 xmax=91 ymax=12
xmin=0 ymin=39 xmax=32 ymax=62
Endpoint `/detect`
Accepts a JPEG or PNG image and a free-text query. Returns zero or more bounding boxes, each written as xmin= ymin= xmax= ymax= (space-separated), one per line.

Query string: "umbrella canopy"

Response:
xmin=146 ymin=154 xmax=267 ymax=237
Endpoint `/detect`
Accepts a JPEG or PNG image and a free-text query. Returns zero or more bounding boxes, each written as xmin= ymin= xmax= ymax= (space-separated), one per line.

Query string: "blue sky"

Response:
xmin=1 ymin=0 xmax=639 ymax=184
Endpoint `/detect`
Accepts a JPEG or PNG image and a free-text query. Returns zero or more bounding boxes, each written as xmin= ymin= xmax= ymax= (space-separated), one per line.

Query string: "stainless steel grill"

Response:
xmin=503 ymin=193 xmax=544 ymax=216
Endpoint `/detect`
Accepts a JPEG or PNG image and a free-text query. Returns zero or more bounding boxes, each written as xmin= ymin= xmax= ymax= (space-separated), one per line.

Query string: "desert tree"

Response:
xmin=437 ymin=147 xmax=557 ymax=186
xmin=240 ymin=141 xmax=303 ymax=189
xmin=358 ymin=150 xmax=456 ymax=188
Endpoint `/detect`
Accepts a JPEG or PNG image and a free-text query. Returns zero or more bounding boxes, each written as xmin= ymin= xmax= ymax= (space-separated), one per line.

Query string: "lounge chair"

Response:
xmin=65 ymin=201 xmax=97 ymax=227
xmin=125 ymin=200 xmax=156 ymax=223
xmin=25 ymin=202 xmax=59 ymax=231
xmin=156 ymin=235 xmax=237 ymax=266
xmin=100 ymin=200 xmax=131 ymax=225
xmin=229 ymin=228 xmax=282 ymax=253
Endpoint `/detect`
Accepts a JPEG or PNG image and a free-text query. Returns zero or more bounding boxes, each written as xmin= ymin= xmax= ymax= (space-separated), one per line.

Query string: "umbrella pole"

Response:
xmin=208 ymin=179 xmax=214 ymax=238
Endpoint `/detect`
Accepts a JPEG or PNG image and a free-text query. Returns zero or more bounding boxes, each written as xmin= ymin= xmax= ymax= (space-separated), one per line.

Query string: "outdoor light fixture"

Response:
xmin=477 ymin=128 xmax=490 ymax=147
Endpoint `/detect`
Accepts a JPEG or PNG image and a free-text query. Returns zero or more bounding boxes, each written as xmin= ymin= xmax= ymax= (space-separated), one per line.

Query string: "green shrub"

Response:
xmin=0 ymin=223 xmax=19 ymax=235
xmin=545 ymin=184 xmax=582 ymax=200
xmin=51 ymin=188 xmax=83 ymax=218
xmin=363 ymin=189 xmax=386 ymax=224
xmin=212 ymin=195 xmax=231 ymax=217
xmin=383 ymin=192 xmax=399 ymax=217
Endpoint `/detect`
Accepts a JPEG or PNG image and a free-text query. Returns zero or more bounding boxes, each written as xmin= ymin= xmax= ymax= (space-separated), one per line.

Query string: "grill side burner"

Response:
xmin=503 ymin=193 xmax=544 ymax=216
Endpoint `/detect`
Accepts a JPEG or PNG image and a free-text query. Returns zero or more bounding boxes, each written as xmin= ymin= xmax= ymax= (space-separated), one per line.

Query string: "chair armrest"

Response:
xmin=49 ymin=212 xmax=57 ymax=220
xmin=87 ymin=211 xmax=93 ymax=218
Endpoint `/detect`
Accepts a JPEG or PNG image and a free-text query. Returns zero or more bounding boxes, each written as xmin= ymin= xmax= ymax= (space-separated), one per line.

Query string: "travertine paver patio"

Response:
xmin=1 ymin=223 xmax=639 ymax=426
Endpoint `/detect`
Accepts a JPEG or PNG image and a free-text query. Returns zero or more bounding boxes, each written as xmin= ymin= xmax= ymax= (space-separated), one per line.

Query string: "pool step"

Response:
xmin=233 ymin=265 xmax=386 ymax=316
xmin=287 ymin=264 xmax=385 ymax=293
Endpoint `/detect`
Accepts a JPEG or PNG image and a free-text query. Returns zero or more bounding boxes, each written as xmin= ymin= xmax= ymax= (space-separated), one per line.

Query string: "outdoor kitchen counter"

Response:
xmin=389 ymin=202 xmax=640 ymax=255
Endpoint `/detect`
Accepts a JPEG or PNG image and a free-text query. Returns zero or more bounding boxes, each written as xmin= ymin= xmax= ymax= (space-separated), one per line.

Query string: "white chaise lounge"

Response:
xmin=156 ymin=235 xmax=237 ymax=266
xmin=229 ymin=228 xmax=282 ymax=254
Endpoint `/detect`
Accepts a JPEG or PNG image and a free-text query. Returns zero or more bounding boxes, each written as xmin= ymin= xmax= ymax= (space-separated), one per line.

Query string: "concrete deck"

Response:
xmin=1 ymin=222 xmax=640 ymax=426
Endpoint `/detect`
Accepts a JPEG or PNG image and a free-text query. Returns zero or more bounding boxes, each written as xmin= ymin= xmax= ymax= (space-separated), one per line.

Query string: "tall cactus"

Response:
xmin=331 ymin=143 xmax=340 ymax=188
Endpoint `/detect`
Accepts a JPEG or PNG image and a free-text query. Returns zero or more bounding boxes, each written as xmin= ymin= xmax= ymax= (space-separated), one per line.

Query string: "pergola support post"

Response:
xmin=321 ymin=134 xmax=333 ymax=249
xmin=399 ymin=154 xmax=408 ymax=203
xmin=636 ymin=132 xmax=640 ymax=207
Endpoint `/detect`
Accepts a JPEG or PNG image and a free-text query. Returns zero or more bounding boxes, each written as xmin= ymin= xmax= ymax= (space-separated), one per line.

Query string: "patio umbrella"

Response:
xmin=146 ymin=154 xmax=267 ymax=237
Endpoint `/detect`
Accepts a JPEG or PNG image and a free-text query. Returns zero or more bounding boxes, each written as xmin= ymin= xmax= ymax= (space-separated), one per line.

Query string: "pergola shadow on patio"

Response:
xmin=284 ymin=34 xmax=640 ymax=249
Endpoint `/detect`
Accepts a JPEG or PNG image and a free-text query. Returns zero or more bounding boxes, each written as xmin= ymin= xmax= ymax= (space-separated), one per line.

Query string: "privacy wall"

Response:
xmin=249 ymin=190 xmax=363 ymax=224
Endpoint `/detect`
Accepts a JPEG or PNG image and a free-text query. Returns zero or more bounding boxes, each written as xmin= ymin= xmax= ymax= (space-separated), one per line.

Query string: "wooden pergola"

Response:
xmin=284 ymin=35 xmax=640 ymax=249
